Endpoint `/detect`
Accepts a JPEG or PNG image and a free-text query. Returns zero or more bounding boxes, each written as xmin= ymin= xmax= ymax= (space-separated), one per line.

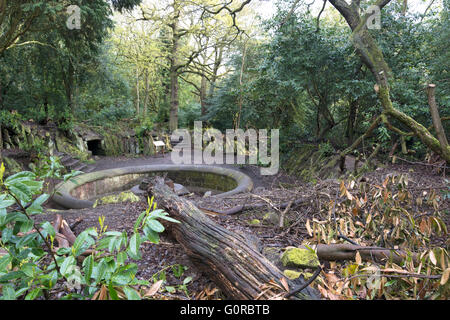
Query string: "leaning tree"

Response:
xmin=327 ymin=0 xmax=449 ymax=162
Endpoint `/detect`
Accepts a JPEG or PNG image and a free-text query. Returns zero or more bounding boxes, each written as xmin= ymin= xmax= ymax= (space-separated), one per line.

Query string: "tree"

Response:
xmin=137 ymin=0 xmax=251 ymax=131
xmin=327 ymin=0 xmax=450 ymax=162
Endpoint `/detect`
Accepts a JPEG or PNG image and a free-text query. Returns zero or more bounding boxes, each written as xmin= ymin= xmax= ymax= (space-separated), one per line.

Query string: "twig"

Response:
xmin=284 ymin=266 xmax=322 ymax=298
xmin=394 ymin=156 xmax=449 ymax=169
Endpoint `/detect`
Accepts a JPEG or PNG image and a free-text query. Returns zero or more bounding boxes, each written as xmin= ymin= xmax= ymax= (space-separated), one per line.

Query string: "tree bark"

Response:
xmin=148 ymin=177 xmax=320 ymax=300
xmin=136 ymin=66 xmax=140 ymax=115
xmin=426 ymin=84 xmax=448 ymax=149
xmin=143 ymin=68 xmax=150 ymax=116
xmin=169 ymin=3 xmax=181 ymax=132
xmin=200 ymin=75 xmax=207 ymax=116
xmin=208 ymin=45 xmax=223 ymax=98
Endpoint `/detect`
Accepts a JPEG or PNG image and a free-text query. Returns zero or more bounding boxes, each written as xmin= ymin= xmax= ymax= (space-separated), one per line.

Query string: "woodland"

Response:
xmin=0 ymin=0 xmax=449 ymax=301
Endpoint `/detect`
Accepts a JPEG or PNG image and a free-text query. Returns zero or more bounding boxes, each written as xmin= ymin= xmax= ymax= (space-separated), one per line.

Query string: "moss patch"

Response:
xmin=55 ymin=134 xmax=89 ymax=161
xmin=281 ymin=248 xmax=320 ymax=269
xmin=283 ymin=269 xmax=314 ymax=280
xmin=93 ymin=191 xmax=141 ymax=207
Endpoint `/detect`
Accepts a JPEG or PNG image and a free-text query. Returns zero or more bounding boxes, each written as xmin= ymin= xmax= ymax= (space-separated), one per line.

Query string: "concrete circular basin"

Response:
xmin=52 ymin=165 xmax=253 ymax=209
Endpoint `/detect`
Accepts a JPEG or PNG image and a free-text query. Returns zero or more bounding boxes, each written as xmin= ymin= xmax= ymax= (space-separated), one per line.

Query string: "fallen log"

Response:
xmin=148 ymin=177 xmax=320 ymax=300
xmin=302 ymin=244 xmax=419 ymax=265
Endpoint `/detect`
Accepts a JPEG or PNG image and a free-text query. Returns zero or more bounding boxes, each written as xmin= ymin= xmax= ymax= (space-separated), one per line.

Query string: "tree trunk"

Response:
xmin=200 ymin=75 xmax=207 ymax=116
xmin=143 ymin=69 xmax=150 ymax=116
xmin=169 ymin=4 xmax=181 ymax=132
xmin=426 ymin=84 xmax=448 ymax=149
xmin=136 ymin=66 xmax=140 ymax=115
xmin=208 ymin=45 xmax=223 ymax=98
xmin=148 ymin=177 xmax=320 ymax=300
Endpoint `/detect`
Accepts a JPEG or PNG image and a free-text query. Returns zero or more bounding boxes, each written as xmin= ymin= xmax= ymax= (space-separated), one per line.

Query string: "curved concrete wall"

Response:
xmin=52 ymin=165 xmax=253 ymax=209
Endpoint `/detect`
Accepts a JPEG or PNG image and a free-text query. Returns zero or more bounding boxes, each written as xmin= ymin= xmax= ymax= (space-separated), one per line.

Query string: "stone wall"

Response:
xmin=0 ymin=120 xmax=162 ymax=176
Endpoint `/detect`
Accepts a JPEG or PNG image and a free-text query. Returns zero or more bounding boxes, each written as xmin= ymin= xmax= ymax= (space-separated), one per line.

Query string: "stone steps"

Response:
xmin=53 ymin=151 xmax=96 ymax=174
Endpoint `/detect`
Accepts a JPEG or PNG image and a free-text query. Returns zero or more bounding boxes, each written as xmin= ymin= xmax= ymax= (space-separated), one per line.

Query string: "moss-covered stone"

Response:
xmin=3 ymin=156 xmax=23 ymax=176
xmin=283 ymin=269 xmax=314 ymax=280
xmin=93 ymin=191 xmax=141 ymax=207
xmin=55 ymin=134 xmax=89 ymax=161
xmin=281 ymin=248 xmax=320 ymax=269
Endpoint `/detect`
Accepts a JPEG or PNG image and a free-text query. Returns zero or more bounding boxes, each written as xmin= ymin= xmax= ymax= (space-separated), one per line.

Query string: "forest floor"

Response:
xmin=38 ymin=153 xmax=449 ymax=300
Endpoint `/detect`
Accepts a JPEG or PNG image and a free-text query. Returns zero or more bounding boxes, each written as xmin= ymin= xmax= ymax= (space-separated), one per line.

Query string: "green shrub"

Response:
xmin=0 ymin=162 xmax=180 ymax=300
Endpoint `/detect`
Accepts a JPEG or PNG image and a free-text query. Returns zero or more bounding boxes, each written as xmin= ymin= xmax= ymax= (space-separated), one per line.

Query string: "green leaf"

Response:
xmin=112 ymin=264 xmax=137 ymax=286
xmin=93 ymin=260 xmax=107 ymax=283
xmin=5 ymin=171 xmax=35 ymax=184
xmin=28 ymin=194 xmax=50 ymax=212
xmin=123 ymin=286 xmax=141 ymax=300
xmin=72 ymin=229 xmax=95 ymax=257
xmin=183 ymin=276 xmax=192 ymax=285
xmin=15 ymin=233 xmax=38 ymax=248
xmin=83 ymin=255 xmax=94 ymax=285
xmin=108 ymin=282 xmax=119 ymax=300
xmin=60 ymin=256 xmax=76 ymax=277
xmin=1 ymin=227 xmax=13 ymax=242
xmin=25 ymin=288 xmax=42 ymax=300
xmin=0 ymin=254 xmax=12 ymax=272
xmin=41 ymin=221 xmax=56 ymax=238
xmin=0 ymin=271 xmax=25 ymax=282
xmin=146 ymin=219 xmax=165 ymax=233
xmin=1 ymin=285 xmax=16 ymax=300
xmin=143 ymin=226 xmax=160 ymax=244
xmin=19 ymin=219 xmax=34 ymax=233
xmin=56 ymin=247 xmax=71 ymax=255
xmin=134 ymin=211 xmax=147 ymax=232
xmin=21 ymin=263 xmax=36 ymax=277
xmin=7 ymin=183 xmax=33 ymax=203
xmin=116 ymin=252 xmax=128 ymax=266
xmin=0 ymin=197 xmax=15 ymax=209
xmin=165 ymin=286 xmax=176 ymax=293
xmin=5 ymin=212 xmax=29 ymax=224
xmin=158 ymin=215 xmax=180 ymax=224
xmin=128 ymin=233 xmax=141 ymax=258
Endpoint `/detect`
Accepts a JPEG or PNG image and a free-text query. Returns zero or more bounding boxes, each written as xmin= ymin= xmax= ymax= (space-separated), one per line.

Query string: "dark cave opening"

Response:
xmin=87 ymin=139 xmax=105 ymax=156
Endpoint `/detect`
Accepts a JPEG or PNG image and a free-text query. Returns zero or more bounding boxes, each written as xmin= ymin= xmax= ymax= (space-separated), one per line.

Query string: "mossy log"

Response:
xmin=303 ymin=244 xmax=419 ymax=265
xmin=148 ymin=177 xmax=320 ymax=300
